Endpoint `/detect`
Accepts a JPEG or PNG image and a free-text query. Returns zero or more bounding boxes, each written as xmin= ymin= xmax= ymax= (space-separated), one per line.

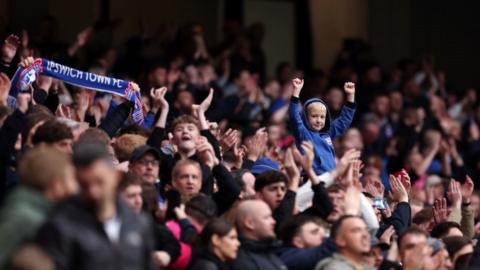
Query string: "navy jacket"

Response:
xmin=276 ymin=237 xmax=336 ymax=270
xmin=376 ymin=202 xmax=411 ymax=237
xmin=288 ymin=97 xmax=356 ymax=175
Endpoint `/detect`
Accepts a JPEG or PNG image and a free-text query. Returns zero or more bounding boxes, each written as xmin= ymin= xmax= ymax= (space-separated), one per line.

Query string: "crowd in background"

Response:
xmin=0 ymin=16 xmax=479 ymax=270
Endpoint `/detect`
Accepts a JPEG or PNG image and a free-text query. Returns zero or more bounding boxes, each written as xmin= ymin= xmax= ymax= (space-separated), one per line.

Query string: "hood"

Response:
xmin=301 ymin=98 xmax=331 ymax=132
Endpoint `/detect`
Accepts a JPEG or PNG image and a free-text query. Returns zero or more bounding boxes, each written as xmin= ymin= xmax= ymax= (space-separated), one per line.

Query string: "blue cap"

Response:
xmin=251 ymin=157 xmax=280 ymax=175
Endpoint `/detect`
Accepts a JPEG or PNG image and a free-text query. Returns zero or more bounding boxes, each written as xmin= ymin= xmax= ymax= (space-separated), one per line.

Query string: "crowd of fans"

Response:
xmin=0 ymin=16 xmax=479 ymax=270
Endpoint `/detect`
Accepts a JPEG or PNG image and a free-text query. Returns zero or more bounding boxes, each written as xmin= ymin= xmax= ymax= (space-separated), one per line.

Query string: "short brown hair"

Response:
xmin=117 ymin=172 xmax=143 ymax=192
xmin=32 ymin=120 xmax=73 ymax=145
xmin=113 ymin=134 xmax=147 ymax=162
xmin=77 ymin=128 xmax=111 ymax=145
xmin=172 ymin=159 xmax=201 ymax=179
xmin=171 ymin=115 xmax=200 ymax=131
xmin=19 ymin=145 xmax=71 ymax=191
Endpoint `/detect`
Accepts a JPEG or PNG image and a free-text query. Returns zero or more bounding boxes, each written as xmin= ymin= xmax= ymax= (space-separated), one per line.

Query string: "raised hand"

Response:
xmin=433 ymin=198 xmax=448 ymax=224
xmin=220 ymin=128 xmax=239 ymax=152
xmin=447 ymin=180 xmax=462 ymax=209
xmin=388 ymin=174 xmax=408 ymax=203
xmin=284 ymin=147 xmax=300 ymax=191
xmin=344 ymin=82 xmax=355 ymax=102
xmin=245 ymin=127 xmax=268 ymax=161
xmin=1 ymin=34 xmax=20 ymax=64
xmin=336 ymin=149 xmax=361 ymax=179
xmin=399 ymin=169 xmax=412 ymax=196
xmin=196 ymin=136 xmax=218 ymax=168
xmin=198 ymin=88 xmax=214 ymax=113
xmin=18 ymin=56 xmax=34 ymax=68
xmin=379 ymin=225 xmax=395 ymax=245
xmin=461 ymin=175 xmax=474 ymax=204
xmin=292 ymin=78 xmax=304 ymax=97
xmin=150 ymin=87 xmax=168 ymax=113
xmin=76 ymin=27 xmax=92 ymax=47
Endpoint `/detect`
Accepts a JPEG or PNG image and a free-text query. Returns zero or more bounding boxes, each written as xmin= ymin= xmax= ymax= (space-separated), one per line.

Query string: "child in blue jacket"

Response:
xmin=288 ymin=78 xmax=356 ymax=175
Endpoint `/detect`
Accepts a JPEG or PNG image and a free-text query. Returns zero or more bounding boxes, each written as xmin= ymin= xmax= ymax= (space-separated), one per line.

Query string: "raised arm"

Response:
xmin=288 ymin=78 xmax=309 ymax=139
xmin=328 ymin=82 xmax=356 ymax=138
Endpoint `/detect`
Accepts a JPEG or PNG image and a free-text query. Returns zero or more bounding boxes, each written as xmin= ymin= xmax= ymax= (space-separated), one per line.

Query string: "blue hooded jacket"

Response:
xmin=288 ymin=97 xmax=356 ymax=175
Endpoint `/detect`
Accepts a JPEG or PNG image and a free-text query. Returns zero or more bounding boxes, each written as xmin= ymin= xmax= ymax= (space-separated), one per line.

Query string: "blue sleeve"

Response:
xmin=328 ymin=102 xmax=356 ymax=138
xmin=288 ymin=97 xmax=310 ymax=142
xmin=142 ymin=112 xmax=155 ymax=129
xmin=279 ymin=237 xmax=336 ymax=270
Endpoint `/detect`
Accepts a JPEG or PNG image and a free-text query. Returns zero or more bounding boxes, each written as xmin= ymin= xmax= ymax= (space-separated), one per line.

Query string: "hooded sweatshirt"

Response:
xmin=288 ymin=97 xmax=356 ymax=174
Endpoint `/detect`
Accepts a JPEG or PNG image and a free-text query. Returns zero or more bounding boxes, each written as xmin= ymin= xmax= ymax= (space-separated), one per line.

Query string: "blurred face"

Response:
xmin=129 ymin=153 xmax=159 ymax=184
xmin=51 ymin=164 xmax=79 ymax=201
xmin=294 ymin=222 xmax=326 ymax=248
xmin=326 ymin=88 xmax=344 ymax=111
xmin=53 ymin=139 xmax=73 ymax=154
xmin=446 ymin=227 xmax=463 ymax=237
xmin=150 ymin=67 xmax=167 ymax=87
xmin=176 ymin=91 xmax=194 ymax=111
xmin=173 ymin=122 xmax=200 ymax=152
xmin=336 ymin=217 xmax=370 ymax=255
xmin=172 ymin=164 xmax=202 ymax=199
xmin=76 ymin=160 xmax=118 ymax=205
xmin=327 ymin=190 xmax=345 ymax=222
xmin=307 ymin=103 xmax=327 ymax=131
xmin=241 ymin=172 xmax=256 ymax=199
xmin=256 ymin=182 xmax=286 ymax=210
xmin=400 ymin=233 xmax=427 ymax=262
xmin=342 ymin=128 xmax=363 ymax=151
xmin=214 ymin=229 xmax=241 ymax=261
xmin=251 ymin=202 xmax=276 ymax=240
xmin=390 ymin=91 xmax=403 ymax=113
xmin=120 ymin=184 xmax=143 ymax=213
xmin=373 ymin=96 xmax=390 ymax=117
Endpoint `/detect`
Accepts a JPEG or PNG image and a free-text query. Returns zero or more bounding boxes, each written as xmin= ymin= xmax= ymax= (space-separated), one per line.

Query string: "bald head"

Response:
xmin=236 ymin=200 xmax=276 ymax=241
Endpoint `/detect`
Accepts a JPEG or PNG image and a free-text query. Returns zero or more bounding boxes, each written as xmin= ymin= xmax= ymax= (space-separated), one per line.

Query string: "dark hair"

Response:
xmin=200 ymin=218 xmax=235 ymax=250
xmin=330 ymin=215 xmax=361 ymax=240
xmin=412 ymin=208 xmax=433 ymax=225
xmin=141 ymin=183 xmax=161 ymax=222
xmin=21 ymin=113 xmax=54 ymax=144
xmin=442 ymin=236 xmax=471 ymax=260
xmin=279 ymin=215 xmax=325 ymax=246
xmin=254 ymin=170 xmax=288 ymax=191
xmin=32 ymin=120 xmax=73 ymax=145
xmin=186 ymin=195 xmax=217 ymax=226
xmin=397 ymin=226 xmax=428 ymax=248
xmin=118 ymin=172 xmax=143 ymax=193
xmin=77 ymin=128 xmax=110 ymax=145
xmin=230 ymin=169 xmax=250 ymax=190
xmin=430 ymin=222 xmax=461 ymax=239
xmin=72 ymin=141 xmax=112 ymax=168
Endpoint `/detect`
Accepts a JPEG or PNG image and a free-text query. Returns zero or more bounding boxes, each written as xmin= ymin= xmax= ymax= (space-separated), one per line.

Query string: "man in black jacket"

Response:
xmin=229 ymin=199 xmax=288 ymax=270
xmin=35 ymin=141 xmax=156 ymax=270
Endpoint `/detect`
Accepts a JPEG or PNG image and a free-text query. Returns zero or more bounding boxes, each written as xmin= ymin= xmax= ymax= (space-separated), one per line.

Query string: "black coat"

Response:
xmin=228 ymin=238 xmax=288 ymax=270
xmin=189 ymin=250 xmax=231 ymax=270
xmin=35 ymin=196 xmax=156 ymax=270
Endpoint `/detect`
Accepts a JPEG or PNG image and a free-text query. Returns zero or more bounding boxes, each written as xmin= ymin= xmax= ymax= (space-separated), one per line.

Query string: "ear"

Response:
xmin=292 ymin=236 xmax=304 ymax=249
xmin=244 ymin=216 xmax=255 ymax=231
xmin=335 ymin=236 xmax=346 ymax=248
xmin=211 ymin=234 xmax=221 ymax=248
xmin=45 ymin=179 xmax=63 ymax=200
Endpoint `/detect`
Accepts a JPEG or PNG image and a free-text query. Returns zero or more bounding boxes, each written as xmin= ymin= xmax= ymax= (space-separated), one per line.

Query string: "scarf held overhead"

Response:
xmin=10 ymin=58 xmax=144 ymax=124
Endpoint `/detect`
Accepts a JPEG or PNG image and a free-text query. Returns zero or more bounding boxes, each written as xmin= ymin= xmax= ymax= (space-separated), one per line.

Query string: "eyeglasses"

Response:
xmin=137 ymin=159 xmax=159 ymax=166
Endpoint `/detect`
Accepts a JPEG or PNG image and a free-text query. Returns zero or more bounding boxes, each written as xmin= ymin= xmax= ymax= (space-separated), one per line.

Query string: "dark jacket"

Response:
xmin=189 ymin=250 xmax=231 ymax=270
xmin=289 ymin=97 xmax=356 ymax=174
xmin=276 ymin=237 xmax=336 ymax=270
xmin=376 ymin=202 xmax=411 ymax=237
xmin=228 ymin=238 xmax=288 ymax=270
xmin=35 ymin=196 xmax=155 ymax=270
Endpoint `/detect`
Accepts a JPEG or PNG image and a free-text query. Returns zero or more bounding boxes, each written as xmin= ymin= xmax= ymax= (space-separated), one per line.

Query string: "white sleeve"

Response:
xmin=360 ymin=193 xmax=380 ymax=235
xmin=318 ymin=172 xmax=335 ymax=187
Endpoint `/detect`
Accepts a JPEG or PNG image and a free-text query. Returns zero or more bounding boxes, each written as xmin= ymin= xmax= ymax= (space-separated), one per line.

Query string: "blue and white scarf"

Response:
xmin=9 ymin=58 xmax=144 ymax=124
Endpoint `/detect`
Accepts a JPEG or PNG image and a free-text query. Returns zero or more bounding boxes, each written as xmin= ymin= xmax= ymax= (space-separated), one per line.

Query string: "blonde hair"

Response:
xmin=113 ymin=134 xmax=148 ymax=162
xmin=306 ymin=102 xmax=326 ymax=114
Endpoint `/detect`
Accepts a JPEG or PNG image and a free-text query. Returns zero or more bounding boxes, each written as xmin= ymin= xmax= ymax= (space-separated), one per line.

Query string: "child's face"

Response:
xmin=307 ymin=103 xmax=327 ymax=131
xmin=172 ymin=122 xmax=200 ymax=152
